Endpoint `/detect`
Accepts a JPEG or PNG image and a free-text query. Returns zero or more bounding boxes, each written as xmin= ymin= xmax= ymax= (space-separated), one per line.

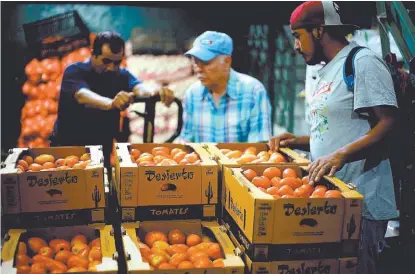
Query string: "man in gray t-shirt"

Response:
xmin=270 ymin=2 xmax=398 ymax=274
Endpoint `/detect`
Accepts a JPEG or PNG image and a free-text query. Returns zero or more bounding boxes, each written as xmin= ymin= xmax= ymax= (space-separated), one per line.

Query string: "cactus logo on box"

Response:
xmin=91 ymin=185 xmax=102 ymax=208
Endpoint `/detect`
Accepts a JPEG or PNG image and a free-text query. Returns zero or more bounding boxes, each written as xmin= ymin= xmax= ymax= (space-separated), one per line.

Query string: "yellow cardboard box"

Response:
xmin=1 ymin=223 xmax=118 ymax=273
xmin=222 ymin=165 xmax=362 ymax=256
xmin=121 ymin=220 xmax=245 ymax=274
xmin=243 ymin=254 xmax=357 ymax=274
xmin=1 ymin=146 xmax=106 ymax=227
xmin=203 ymin=143 xmax=311 ymax=170
xmin=114 ymin=143 xmax=219 ymax=221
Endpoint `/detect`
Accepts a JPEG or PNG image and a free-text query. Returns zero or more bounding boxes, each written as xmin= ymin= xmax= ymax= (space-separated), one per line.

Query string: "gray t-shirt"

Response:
xmin=306 ymin=42 xmax=398 ymax=220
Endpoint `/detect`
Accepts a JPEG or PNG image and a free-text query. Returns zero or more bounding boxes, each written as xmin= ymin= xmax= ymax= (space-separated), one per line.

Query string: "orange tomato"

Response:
xmin=67 ymin=267 xmax=87 ymax=272
xmin=42 ymin=162 xmax=56 ymax=169
xmin=272 ymin=194 xmax=282 ymax=199
xmin=213 ymin=258 xmax=225 ymax=268
xmin=201 ymin=236 xmax=212 ymax=243
xmin=22 ymin=155 xmax=33 ymax=165
xmin=72 ymin=243 xmax=88 ymax=255
xmin=173 ymin=151 xmax=187 ymax=163
xmin=236 ymin=154 xmax=257 ymax=164
xmin=72 ymin=162 xmax=84 ymax=169
xmin=244 ymin=146 xmax=257 ymax=155
xmin=28 ymin=163 xmax=43 ymax=172
xmin=271 ymin=177 xmax=284 ymax=188
xmin=293 ymin=187 xmax=309 ymax=198
xmin=166 ymin=244 xmax=189 ymax=256
xmin=64 ymin=156 xmax=79 ymax=168
xmin=325 ymin=190 xmax=343 ymax=198
xmin=16 ymin=264 xmax=31 ymax=273
xmin=281 ymin=177 xmax=301 ymax=190
xmin=55 ymin=159 xmax=65 ymax=167
xmin=193 ymin=257 xmax=213 ymax=268
xmin=17 ymin=160 xmax=29 ymax=171
xmin=152 ymin=146 xmax=170 ymax=156
xmin=158 ymin=262 xmax=176 ymax=269
xmin=34 ymin=154 xmax=55 ymax=165
xmin=152 ymin=241 xmax=170 ymax=252
xmin=263 ymin=167 xmax=282 ymax=179
xmin=130 ymin=149 xmax=141 ymax=159
xmin=302 ymin=176 xmax=309 ymax=185
xmin=153 ymin=151 xmax=172 ymax=159
xmin=16 ymin=254 xmax=31 ymax=266
xmin=252 ymin=176 xmax=272 ymax=189
xmin=278 ymin=185 xmax=294 ymax=196
xmin=169 ymin=253 xmax=189 ymax=267
xmin=50 ymin=239 xmax=70 ymax=253
xmin=77 ymin=247 xmax=90 ymax=259
xmin=186 ymin=234 xmax=202 ymax=247
xmin=186 ymin=246 xmax=199 ymax=256
xmin=195 ymin=242 xmax=212 ymax=253
xmin=67 ymin=255 xmax=89 ymax=269
xmin=177 ymin=260 xmax=194 ymax=269
xmin=32 ymin=255 xmax=53 ymax=264
xmin=282 ymin=194 xmax=296 ymax=198
xmin=45 ymin=260 xmax=67 ymax=273
xmin=170 ymin=148 xmax=184 ymax=158
xmin=225 ymin=150 xmax=243 ymax=159
xmin=207 ymin=243 xmax=223 ymax=260
xmin=243 ymin=169 xmax=257 ymax=181
xmin=88 ymin=261 xmax=101 ymax=272
xmin=38 ymin=246 xmax=54 ymax=257
xmin=71 ymin=234 xmax=87 ymax=247
xmin=28 ymin=237 xmax=48 ymax=253
xmin=189 ymin=251 xmax=209 ymax=263
xmin=88 ymin=238 xmax=101 ymax=249
xmin=315 ymin=185 xmax=328 ymax=192
xmin=311 ymin=188 xmax=326 ymax=198
xmin=18 ymin=242 xmax=27 ymax=255
xmin=298 ymin=184 xmax=314 ymax=196
xmin=80 ymin=153 xmax=90 ymax=161
xmin=168 ymin=229 xmax=186 ymax=245
xmin=269 ymin=153 xmax=286 ymax=163
xmin=30 ymin=262 xmax=46 ymax=274
xmin=144 ymin=231 xmax=168 ymax=247
xmin=184 ymin=153 xmax=199 ymax=163
xmin=138 ymin=160 xmax=156 ymax=166
xmin=148 ymin=254 xmax=168 ymax=268
xmin=55 ymin=250 xmax=73 ymax=264
xmin=282 ymin=168 xmax=297 ymax=178
xmin=266 ymin=186 xmax=280 ymax=196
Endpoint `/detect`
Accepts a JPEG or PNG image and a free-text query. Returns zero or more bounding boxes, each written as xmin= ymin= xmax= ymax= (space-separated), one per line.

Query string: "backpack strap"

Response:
xmin=343 ymin=46 xmax=366 ymax=92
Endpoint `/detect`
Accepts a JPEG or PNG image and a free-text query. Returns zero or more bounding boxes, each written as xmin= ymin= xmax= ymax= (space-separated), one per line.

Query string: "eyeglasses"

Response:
xmin=102 ymin=58 xmax=122 ymax=66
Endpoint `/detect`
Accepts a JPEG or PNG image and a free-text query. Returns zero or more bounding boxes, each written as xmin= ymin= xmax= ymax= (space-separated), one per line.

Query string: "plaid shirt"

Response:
xmin=180 ymin=69 xmax=272 ymax=143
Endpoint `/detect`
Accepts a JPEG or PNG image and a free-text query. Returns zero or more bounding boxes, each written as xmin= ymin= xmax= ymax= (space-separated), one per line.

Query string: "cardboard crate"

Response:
xmin=222 ymin=164 xmax=363 ymax=261
xmin=1 ymin=223 xmax=118 ymax=273
xmin=121 ymin=220 xmax=245 ymax=273
xmin=203 ymin=143 xmax=311 ymax=170
xmin=242 ymin=254 xmax=358 ymax=274
xmin=114 ymin=143 xmax=219 ymax=221
xmin=1 ymin=146 xmax=106 ymax=228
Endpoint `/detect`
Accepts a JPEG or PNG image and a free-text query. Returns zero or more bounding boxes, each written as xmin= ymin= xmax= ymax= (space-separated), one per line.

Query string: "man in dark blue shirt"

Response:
xmin=52 ymin=31 xmax=174 ymax=168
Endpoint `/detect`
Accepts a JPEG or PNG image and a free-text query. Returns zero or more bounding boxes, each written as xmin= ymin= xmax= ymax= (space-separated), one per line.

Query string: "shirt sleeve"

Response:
xmin=248 ymin=82 xmax=272 ymax=142
xmin=60 ymin=64 xmax=89 ymax=98
xmin=353 ymin=54 xmax=398 ymax=113
xmin=179 ymin=88 xmax=194 ymax=142
xmin=121 ymin=69 xmax=142 ymax=92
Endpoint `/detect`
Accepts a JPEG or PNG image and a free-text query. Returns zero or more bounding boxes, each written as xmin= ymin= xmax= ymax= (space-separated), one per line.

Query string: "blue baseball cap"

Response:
xmin=185 ymin=31 xmax=233 ymax=62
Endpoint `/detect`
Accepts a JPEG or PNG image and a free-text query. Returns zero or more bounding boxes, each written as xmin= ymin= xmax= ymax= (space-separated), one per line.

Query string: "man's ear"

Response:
xmin=312 ymin=27 xmax=323 ymax=40
xmin=225 ymin=56 xmax=232 ymax=65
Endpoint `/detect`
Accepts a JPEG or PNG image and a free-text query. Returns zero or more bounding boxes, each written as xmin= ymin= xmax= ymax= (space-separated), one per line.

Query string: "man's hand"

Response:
xmin=307 ymin=150 xmax=347 ymax=183
xmin=268 ymin=132 xmax=298 ymax=151
xmin=156 ymin=87 xmax=175 ymax=107
xmin=112 ymin=91 xmax=132 ymax=111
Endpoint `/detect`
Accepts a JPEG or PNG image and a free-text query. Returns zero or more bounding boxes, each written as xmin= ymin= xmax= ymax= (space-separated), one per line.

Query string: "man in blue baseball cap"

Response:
xmin=180 ymin=31 xmax=272 ymax=143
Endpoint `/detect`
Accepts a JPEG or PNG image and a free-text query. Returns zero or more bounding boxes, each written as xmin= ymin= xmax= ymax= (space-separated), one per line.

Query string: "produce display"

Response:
xmin=219 ymin=146 xmax=287 ymax=164
xmin=15 ymin=152 xmax=92 ymax=172
xmin=129 ymin=146 xmax=202 ymax=166
xmin=136 ymin=229 xmax=225 ymax=270
xmin=15 ymin=235 xmax=102 ymax=273
xmin=243 ymin=166 xmax=343 ymax=199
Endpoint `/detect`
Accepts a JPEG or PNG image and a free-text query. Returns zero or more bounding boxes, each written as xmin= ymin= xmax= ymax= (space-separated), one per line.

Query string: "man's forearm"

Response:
xmin=293 ymin=136 xmax=311 ymax=151
xmin=74 ymin=88 xmax=113 ymax=110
